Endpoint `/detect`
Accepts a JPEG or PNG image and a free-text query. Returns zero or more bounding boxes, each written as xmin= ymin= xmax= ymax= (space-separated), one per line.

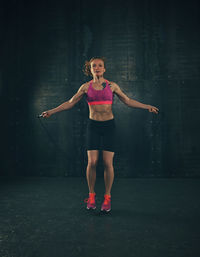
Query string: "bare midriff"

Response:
xmin=88 ymin=104 xmax=114 ymax=121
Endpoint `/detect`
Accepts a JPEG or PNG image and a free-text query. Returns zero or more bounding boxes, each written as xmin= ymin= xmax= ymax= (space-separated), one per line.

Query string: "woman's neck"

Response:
xmin=92 ymin=76 xmax=105 ymax=84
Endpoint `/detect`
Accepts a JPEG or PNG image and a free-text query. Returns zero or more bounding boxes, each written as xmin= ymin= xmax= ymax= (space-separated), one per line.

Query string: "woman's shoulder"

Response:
xmin=106 ymin=80 xmax=116 ymax=85
xmin=79 ymin=81 xmax=91 ymax=93
xmin=106 ymin=80 xmax=118 ymax=89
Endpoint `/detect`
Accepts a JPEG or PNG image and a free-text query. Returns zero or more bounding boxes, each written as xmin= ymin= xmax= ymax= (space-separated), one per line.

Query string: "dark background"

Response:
xmin=1 ymin=0 xmax=200 ymax=178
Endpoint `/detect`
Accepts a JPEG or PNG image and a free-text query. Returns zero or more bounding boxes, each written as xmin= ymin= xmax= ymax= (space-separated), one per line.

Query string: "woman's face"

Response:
xmin=90 ymin=59 xmax=106 ymax=77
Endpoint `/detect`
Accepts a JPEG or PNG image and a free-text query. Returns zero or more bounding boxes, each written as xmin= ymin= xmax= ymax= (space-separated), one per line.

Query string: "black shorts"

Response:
xmin=86 ymin=119 xmax=116 ymax=152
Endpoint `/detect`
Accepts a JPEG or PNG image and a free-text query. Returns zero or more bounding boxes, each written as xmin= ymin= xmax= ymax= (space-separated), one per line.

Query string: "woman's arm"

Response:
xmin=111 ymin=82 xmax=159 ymax=114
xmin=41 ymin=83 xmax=87 ymax=118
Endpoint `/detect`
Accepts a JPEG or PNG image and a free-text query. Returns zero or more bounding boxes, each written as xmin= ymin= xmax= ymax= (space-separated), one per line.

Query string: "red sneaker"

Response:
xmin=101 ymin=194 xmax=111 ymax=212
xmin=84 ymin=193 xmax=96 ymax=210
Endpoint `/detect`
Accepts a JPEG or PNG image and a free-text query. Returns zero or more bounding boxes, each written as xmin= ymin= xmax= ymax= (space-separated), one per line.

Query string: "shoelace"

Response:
xmin=103 ymin=195 xmax=111 ymax=205
xmin=84 ymin=195 xmax=95 ymax=204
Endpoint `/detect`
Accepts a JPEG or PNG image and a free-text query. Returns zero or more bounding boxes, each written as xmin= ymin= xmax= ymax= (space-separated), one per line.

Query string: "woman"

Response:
xmin=41 ymin=56 xmax=159 ymax=212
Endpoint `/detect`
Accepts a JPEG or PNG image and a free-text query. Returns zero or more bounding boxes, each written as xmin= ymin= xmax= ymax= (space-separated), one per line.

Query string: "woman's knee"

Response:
xmin=87 ymin=150 xmax=99 ymax=168
xmin=102 ymin=151 xmax=114 ymax=169
xmin=88 ymin=158 xmax=98 ymax=168
xmin=103 ymin=159 xmax=113 ymax=169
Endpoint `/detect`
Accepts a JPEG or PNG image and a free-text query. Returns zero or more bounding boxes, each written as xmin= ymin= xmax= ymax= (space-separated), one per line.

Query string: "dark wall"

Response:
xmin=1 ymin=0 xmax=200 ymax=177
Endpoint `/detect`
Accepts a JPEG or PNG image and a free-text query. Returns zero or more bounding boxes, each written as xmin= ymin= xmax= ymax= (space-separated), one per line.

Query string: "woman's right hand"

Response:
xmin=41 ymin=111 xmax=52 ymax=118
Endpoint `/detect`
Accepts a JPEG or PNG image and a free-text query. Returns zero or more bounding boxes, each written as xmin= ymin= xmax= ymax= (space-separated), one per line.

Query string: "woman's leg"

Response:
xmin=86 ymin=150 xmax=99 ymax=193
xmin=102 ymin=151 xmax=115 ymax=196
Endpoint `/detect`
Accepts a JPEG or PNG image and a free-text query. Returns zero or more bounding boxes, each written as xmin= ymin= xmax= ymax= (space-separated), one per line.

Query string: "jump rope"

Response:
xmin=38 ymin=108 xmax=161 ymax=154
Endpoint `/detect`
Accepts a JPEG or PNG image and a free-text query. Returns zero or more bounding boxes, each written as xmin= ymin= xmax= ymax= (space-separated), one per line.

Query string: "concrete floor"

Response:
xmin=0 ymin=177 xmax=200 ymax=257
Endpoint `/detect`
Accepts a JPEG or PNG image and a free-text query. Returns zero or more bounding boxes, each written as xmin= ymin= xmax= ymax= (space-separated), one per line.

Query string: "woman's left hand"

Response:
xmin=147 ymin=105 xmax=159 ymax=114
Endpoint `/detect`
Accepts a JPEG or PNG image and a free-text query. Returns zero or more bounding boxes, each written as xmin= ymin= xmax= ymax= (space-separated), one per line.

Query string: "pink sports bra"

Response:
xmin=86 ymin=80 xmax=114 ymax=106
